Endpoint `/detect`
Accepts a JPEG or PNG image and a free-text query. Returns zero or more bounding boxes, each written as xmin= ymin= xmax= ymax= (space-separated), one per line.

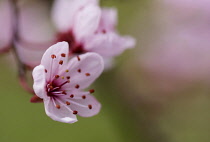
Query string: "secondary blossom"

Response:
xmin=32 ymin=42 xmax=104 ymax=123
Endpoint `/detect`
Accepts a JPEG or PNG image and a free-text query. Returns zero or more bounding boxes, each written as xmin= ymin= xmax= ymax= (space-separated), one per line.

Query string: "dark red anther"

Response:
xmin=61 ymin=53 xmax=66 ymax=57
xmin=78 ymin=69 xmax=81 ymax=73
xmin=82 ymin=95 xmax=86 ymax=99
xmin=70 ymin=94 xmax=74 ymax=98
xmin=56 ymin=104 xmax=61 ymax=109
xmin=62 ymin=91 xmax=67 ymax=95
xmin=73 ymin=111 xmax=78 ymax=114
xmin=51 ymin=54 xmax=56 ymax=59
xmin=88 ymin=105 xmax=92 ymax=109
xmin=75 ymin=84 xmax=80 ymax=89
xmin=77 ymin=56 xmax=81 ymax=61
xmin=55 ymin=75 xmax=60 ymax=79
xmin=85 ymin=73 xmax=90 ymax=76
xmin=66 ymin=101 xmax=70 ymax=105
xmin=59 ymin=60 xmax=63 ymax=65
xmin=89 ymin=89 xmax=95 ymax=93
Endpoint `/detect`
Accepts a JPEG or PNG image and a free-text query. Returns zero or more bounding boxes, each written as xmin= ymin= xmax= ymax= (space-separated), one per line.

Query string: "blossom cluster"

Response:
xmin=0 ymin=0 xmax=135 ymax=123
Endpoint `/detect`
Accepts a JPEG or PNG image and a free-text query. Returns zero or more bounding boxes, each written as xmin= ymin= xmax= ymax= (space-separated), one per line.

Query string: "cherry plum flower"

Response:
xmin=139 ymin=0 xmax=210 ymax=93
xmin=53 ymin=0 xmax=136 ymax=59
xmin=17 ymin=0 xmax=135 ymax=68
xmin=32 ymin=42 xmax=103 ymax=123
xmin=0 ymin=0 xmax=14 ymax=53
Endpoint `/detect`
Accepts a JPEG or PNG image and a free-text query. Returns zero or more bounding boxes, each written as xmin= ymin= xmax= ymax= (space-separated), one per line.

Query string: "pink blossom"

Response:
xmin=32 ymin=42 xmax=104 ymax=123
xmin=139 ymin=0 xmax=210 ymax=93
xmin=17 ymin=0 xmax=135 ymax=68
xmin=0 ymin=0 xmax=14 ymax=52
xmin=53 ymin=0 xmax=136 ymax=57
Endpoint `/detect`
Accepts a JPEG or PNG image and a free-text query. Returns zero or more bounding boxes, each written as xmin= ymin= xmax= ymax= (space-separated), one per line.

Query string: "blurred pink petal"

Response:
xmin=53 ymin=0 xmax=136 ymax=67
xmin=32 ymin=42 xmax=103 ymax=123
xmin=52 ymin=0 xmax=99 ymax=32
xmin=97 ymin=8 xmax=117 ymax=32
xmin=140 ymin=0 xmax=210 ymax=92
xmin=15 ymin=40 xmax=55 ymax=68
xmin=73 ymin=4 xmax=101 ymax=41
xmin=18 ymin=0 xmax=56 ymax=43
xmin=0 ymin=0 xmax=13 ymax=52
xmin=85 ymin=32 xmax=136 ymax=57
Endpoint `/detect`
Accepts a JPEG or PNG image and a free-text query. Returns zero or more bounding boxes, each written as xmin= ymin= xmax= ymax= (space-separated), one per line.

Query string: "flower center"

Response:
xmin=57 ymin=31 xmax=85 ymax=54
xmin=46 ymin=79 xmax=69 ymax=97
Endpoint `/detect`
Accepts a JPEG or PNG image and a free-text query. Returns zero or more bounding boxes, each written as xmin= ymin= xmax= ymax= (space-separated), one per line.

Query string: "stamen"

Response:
xmin=51 ymin=54 xmax=56 ymax=59
xmin=78 ymin=69 xmax=81 ymax=73
xmin=61 ymin=53 xmax=66 ymax=57
xmin=85 ymin=73 xmax=90 ymax=76
xmin=89 ymin=89 xmax=95 ymax=93
xmin=66 ymin=70 xmax=69 ymax=72
xmin=59 ymin=80 xmax=70 ymax=87
xmin=62 ymin=90 xmax=67 ymax=95
xmin=61 ymin=76 xmax=65 ymax=79
xmin=75 ymin=84 xmax=80 ymax=89
xmin=45 ymin=69 xmax=47 ymax=73
xmin=55 ymin=75 xmax=60 ymax=79
xmin=77 ymin=56 xmax=81 ymax=61
xmin=88 ymin=104 xmax=92 ymax=109
xmin=59 ymin=60 xmax=63 ymax=65
xmin=82 ymin=95 xmax=86 ymax=99
xmin=73 ymin=110 xmax=78 ymax=115
xmin=66 ymin=101 xmax=70 ymax=105
xmin=66 ymin=76 xmax=70 ymax=79
xmin=70 ymin=94 xmax=74 ymax=98
xmin=56 ymin=104 xmax=61 ymax=109
xmin=49 ymin=85 xmax=53 ymax=90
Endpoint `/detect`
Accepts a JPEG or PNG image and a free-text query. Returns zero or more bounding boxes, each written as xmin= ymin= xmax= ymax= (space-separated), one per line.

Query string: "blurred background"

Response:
xmin=1 ymin=0 xmax=210 ymax=142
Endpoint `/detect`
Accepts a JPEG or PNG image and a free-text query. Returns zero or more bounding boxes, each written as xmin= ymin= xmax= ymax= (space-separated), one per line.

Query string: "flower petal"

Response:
xmin=62 ymin=52 xmax=104 ymax=90
xmin=44 ymin=98 xmax=77 ymax=123
xmin=18 ymin=0 xmax=56 ymax=43
xmin=0 ymin=0 xmax=13 ymax=51
xmin=32 ymin=65 xmax=46 ymax=99
xmin=41 ymin=42 xmax=69 ymax=82
xmin=52 ymin=0 xmax=99 ymax=32
xmin=85 ymin=32 xmax=136 ymax=57
xmin=73 ymin=4 xmax=101 ymax=41
xmin=98 ymin=8 xmax=118 ymax=32
xmin=65 ymin=91 xmax=101 ymax=117
xmin=15 ymin=40 xmax=54 ymax=68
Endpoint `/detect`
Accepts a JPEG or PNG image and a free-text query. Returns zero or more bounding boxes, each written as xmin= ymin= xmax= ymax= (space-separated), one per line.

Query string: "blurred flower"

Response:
xmin=138 ymin=0 xmax=210 ymax=93
xmin=0 ymin=0 xmax=14 ymax=53
xmin=53 ymin=0 xmax=135 ymax=58
xmin=16 ymin=0 xmax=56 ymax=68
xmin=16 ymin=0 xmax=135 ymax=68
xmin=32 ymin=42 xmax=103 ymax=123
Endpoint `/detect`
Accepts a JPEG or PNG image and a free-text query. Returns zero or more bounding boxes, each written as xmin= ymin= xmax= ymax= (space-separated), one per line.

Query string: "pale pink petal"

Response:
xmin=32 ymin=65 xmax=47 ymax=99
xmin=73 ymin=4 xmax=101 ymax=41
xmin=0 ymin=0 xmax=13 ymax=50
xmin=62 ymin=52 xmax=104 ymax=90
xmin=41 ymin=42 xmax=69 ymax=82
xmin=98 ymin=8 xmax=118 ymax=32
xmin=18 ymin=0 xmax=56 ymax=43
xmin=15 ymin=40 xmax=54 ymax=68
xmin=85 ymin=32 xmax=136 ymax=57
xmin=52 ymin=0 xmax=99 ymax=32
xmin=44 ymin=98 xmax=78 ymax=123
xmin=64 ymin=91 xmax=101 ymax=117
